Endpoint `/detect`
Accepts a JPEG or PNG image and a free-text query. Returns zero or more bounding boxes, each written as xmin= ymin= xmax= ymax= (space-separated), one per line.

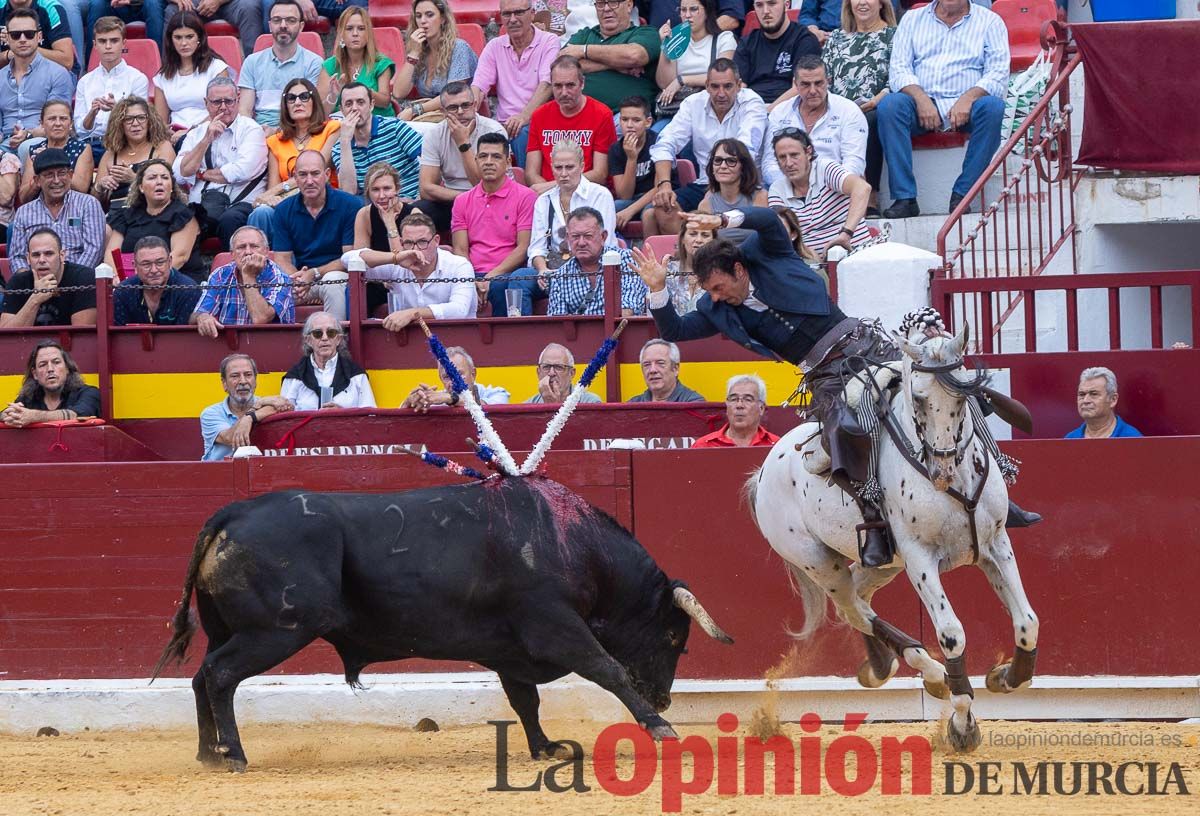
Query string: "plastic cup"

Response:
xmin=505 ymin=288 xmax=523 ymax=318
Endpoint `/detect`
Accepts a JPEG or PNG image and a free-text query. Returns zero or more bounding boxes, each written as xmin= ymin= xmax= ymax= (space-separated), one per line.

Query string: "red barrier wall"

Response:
xmin=1 ymin=441 xmax=1197 ymax=681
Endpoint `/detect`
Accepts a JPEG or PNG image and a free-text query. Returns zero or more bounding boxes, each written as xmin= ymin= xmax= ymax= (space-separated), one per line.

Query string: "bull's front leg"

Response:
xmin=497 ymin=674 xmax=570 ymax=760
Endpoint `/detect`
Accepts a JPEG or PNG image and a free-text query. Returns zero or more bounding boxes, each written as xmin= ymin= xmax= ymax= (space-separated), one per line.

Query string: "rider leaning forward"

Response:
xmin=631 ymin=206 xmax=1040 ymax=568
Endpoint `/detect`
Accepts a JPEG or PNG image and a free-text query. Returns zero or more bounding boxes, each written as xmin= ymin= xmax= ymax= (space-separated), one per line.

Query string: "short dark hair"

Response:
xmin=27 ymin=227 xmax=61 ymax=251
xmin=476 ymin=131 xmax=510 ymax=154
xmin=339 ymin=81 xmax=371 ymax=102
xmin=400 ymin=211 xmax=437 ymax=234
xmin=439 ymin=80 xmax=473 ymax=101
xmin=6 ymin=9 xmax=41 ymax=30
xmin=567 ymin=206 xmax=605 ymax=231
xmin=617 ymin=95 xmax=652 ymax=118
xmin=793 ymin=54 xmax=826 ymax=76
xmin=691 ymin=239 xmax=742 ymax=285
xmin=550 ymin=54 xmax=583 ymax=79
xmin=134 ymin=235 xmax=170 ymax=256
xmin=708 ymin=58 xmax=740 ymax=81
xmin=772 ymin=126 xmax=814 ymax=152
xmin=268 ymin=0 xmax=301 ymax=15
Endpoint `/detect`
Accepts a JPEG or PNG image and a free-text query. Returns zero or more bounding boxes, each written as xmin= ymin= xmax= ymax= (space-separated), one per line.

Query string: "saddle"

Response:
xmin=801 ymin=362 xmax=901 ymax=477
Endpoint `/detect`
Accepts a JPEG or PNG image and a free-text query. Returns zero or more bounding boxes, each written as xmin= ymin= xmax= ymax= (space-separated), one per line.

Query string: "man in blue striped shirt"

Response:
xmin=878 ymin=0 xmax=1009 ymax=218
xmin=332 ymin=82 xmax=423 ymax=199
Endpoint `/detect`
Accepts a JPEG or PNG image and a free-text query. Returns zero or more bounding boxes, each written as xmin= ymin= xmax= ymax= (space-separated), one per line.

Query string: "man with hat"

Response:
xmin=7 ymin=147 xmax=105 ymax=273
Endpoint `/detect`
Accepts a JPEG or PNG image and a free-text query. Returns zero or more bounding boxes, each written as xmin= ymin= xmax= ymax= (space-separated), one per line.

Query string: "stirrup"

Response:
xmin=855 ymin=521 xmax=893 ymax=567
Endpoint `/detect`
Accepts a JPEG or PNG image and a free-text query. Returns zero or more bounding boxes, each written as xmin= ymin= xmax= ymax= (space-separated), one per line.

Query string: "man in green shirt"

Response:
xmin=561 ymin=0 xmax=660 ymax=112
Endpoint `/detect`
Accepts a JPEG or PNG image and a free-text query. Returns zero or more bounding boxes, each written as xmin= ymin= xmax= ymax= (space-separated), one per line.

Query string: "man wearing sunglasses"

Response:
xmin=414 ymin=80 xmax=506 ymax=233
xmin=0 ymin=1 xmax=75 ymax=72
xmin=238 ymin=0 xmax=329 ymax=130
xmin=0 ymin=9 xmax=72 ymax=150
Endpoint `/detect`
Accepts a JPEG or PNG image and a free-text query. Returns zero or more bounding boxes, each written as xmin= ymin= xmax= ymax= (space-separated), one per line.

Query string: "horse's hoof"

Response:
xmin=986 ymin=661 xmax=1012 ymax=694
xmin=857 ymin=657 xmax=898 ymax=689
xmin=647 ymin=723 xmax=678 ymax=741
xmin=945 ymin=715 xmax=982 ymax=754
xmin=924 ymin=676 xmax=951 ymax=700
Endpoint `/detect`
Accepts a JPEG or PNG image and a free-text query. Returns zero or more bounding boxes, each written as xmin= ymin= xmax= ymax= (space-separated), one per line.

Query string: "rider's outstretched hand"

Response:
xmin=630 ymin=245 xmax=667 ymax=293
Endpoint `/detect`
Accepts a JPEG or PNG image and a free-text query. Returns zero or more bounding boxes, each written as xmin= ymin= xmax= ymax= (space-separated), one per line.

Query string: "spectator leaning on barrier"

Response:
xmin=562 ymin=0 xmax=661 ymax=113
xmin=628 ymin=338 xmax=705 ymax=403
xmin=879 ymin=0 xmax=1008 ymax=218
xmin=190 ymin=225 xmax=295 ymax=337
xmin=734 ymin=0 xmax=820 ymax=109
xmin=238 ymin=0 xmax=330 ymax=130
xmin=8 ymin=148 xmax=105 ymax=273
xmin=692 ymin=373 xmax=780 ymax=448
xmin=333 ymin=81 xmax=424 ymax=198
xmin=526 ymin=342 xmax=602 ymax=405
xmin=74 ymin=17 xmax=150 ymax=158
xmin=1065 ymin=367 xmax=1143 ymax=440
xmin=401 ymin=345 xmax=511 ymax=411
xmin=112 ymin=235 xmax=202 ymax=326
xmin=546 ymin=206 xmax=647 ymax=317
xmin=1 ymin=340 xmax=102 ymax=427
xmin=280 ymin=311 xmax=377 ymax=411
xmin=199 ymin=353 xmax=293 ymax=461
xmin=524 ymin=55 xmax=616 ymax=192
xmin=0 ymin=227 xmax=97 ymax=328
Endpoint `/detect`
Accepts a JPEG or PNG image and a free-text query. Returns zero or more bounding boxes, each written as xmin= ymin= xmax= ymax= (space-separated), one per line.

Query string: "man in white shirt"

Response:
xmin=237 ymin=0 xmax=328 ymax=129
xmin=649 ymin=59 xmax=766 ymax=235
xmin=355 ymin=211 xmax=478 ymax=333
xmin=174 ymin=76 xmax=269 ymax=248
xmin=73 ymin=17 xmax=148 ymax=160
xmin=761 ymin=55 xmax=868 ymax=187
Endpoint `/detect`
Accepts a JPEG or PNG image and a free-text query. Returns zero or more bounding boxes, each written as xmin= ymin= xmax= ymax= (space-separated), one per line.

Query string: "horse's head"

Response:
xmin=898 ymin=323 xmax=974 ymax=491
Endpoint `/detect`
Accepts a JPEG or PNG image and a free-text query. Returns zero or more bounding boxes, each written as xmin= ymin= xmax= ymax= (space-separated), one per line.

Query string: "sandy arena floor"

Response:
xmin=1 ymin=718 xmax=1196 ymax=816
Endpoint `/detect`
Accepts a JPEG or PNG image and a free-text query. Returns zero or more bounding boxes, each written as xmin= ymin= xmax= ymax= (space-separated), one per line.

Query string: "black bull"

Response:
xmin=153 ymin=476 xmax=733 ymax=771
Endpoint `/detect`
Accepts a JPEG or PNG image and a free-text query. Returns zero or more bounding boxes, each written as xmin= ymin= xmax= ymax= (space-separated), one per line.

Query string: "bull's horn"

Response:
xmin=673 ymin=587 xmax=734 ymax=644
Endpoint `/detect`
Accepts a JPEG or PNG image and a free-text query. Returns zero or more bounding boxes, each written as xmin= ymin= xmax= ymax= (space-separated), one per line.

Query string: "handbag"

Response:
xmin=542 ymin=197 xmax=570 ymax=271
xmin=654 ymin=35 xmax=718 ymax=119
xmin=1001 ymin=50 xmax=1051 ymax=154
xmin=191 ymin=140 xmax=267 ymax=231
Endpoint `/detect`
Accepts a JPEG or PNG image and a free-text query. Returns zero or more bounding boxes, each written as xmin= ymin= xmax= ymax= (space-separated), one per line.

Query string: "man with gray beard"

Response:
xmin=199 ymin=353 xmax=293 ymax=460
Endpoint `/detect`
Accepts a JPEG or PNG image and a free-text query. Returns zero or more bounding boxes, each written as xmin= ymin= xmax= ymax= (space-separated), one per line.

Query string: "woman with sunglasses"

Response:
xmin=280 ymin=311 xmax=377 ymax=411
xmin=393 ymin=0 xmax=478 ymax=121
xmin=254 ymin=79 xmax=340 ymax=209
xmin=104 ymin=158 xmax=204 ymax=280
xmin=19 ymin=100 xmax=94 ymax=203
xmin=153 ymin=12 xmax=234 ymax=134
xmin=324 ymin=6 xmax=396 ymax=117
xmin=93 ymin=96 xmax=176 ymax=209
xmin=697 ymin=139 xmax=768 ymax=237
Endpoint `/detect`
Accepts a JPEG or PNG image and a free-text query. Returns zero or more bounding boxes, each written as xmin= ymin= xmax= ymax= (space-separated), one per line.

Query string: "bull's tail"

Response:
xmin=150 ymin=525 xmax=216 ymax=683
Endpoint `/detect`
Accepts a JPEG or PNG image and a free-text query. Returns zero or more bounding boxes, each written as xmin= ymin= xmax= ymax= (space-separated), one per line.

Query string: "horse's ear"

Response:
xmin=899 ymin=336 xmax=924 ymax=362
xmin=950 ymin=323 xmax=970 ymax=357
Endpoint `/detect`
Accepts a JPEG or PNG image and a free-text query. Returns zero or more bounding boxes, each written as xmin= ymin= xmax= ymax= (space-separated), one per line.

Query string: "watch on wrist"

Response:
xmin=840 ymin=227 xmax=855 ymax=236
xmin=458 ymin=142 xmax=471 ymax=153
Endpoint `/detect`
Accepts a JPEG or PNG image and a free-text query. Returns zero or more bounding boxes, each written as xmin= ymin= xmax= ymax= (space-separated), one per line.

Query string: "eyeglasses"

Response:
xmin=399 ymin=238 xmax=434 ymax=250
xmin=593 ymin=0 xmax=624 ymax=7
xmin=135 ymin=258 xmax=170 ymax=270
xmin=124 ymin=113 xmax=148 ymax=124
xmin=537 ymin=363 xmax=571 ymax=373
xmin=726 ymin=395 xmax=760 ymax=405
xmin=206 ymin=97 xmax=237 ymax=107
xmin=308 ymin=328 xmax=342 ymax=340
xmin=711 ymin=155 xmax=740 ymax=166
xmin=7 ymin=29 xmax=39 ymax=41
xmin=443 ymin=101 xmax=474 ymax=114
xmin=499 ymin=7 xmax=532 ymax=17
xmin=284 ymin=91 xmax=312 ymax=104
xmin=269 ymin=15 xmax=301 ymax=24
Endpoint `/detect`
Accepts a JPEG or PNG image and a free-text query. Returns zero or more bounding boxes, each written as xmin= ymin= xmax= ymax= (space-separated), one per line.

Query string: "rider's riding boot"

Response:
xmin=831 ymin=472 xmax=894 ymax=567
xmin=1005 ymin=500 xmax=1042 ymax=528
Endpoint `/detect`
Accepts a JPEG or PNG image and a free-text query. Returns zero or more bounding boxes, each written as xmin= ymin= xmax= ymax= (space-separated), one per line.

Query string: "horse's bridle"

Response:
xmin=908 ymin=357 xmax=980 ymax=467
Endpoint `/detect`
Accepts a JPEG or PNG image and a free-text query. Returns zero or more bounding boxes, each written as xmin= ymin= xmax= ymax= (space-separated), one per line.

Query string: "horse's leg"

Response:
xmin=978 ymin=529 xmax=1040 ymax=693
xmin=901 ymin=547 xmax=981 ymax=753
xmin=852 ymin=563 xmax=903 ymax=687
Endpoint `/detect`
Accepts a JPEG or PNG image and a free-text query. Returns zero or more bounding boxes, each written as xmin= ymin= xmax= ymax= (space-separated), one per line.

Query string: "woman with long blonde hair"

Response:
xmin=392 ymin=0 xmax=478 ymax=120
xmin=324 ymin=6 xmax=396 ymax=116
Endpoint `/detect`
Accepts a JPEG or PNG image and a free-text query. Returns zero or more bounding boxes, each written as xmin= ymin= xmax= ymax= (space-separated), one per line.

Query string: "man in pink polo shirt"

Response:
xmin=472 ymin=0 xmax=560 ymax=169
xmin=451 ymin=132 xmax=539 ymax=316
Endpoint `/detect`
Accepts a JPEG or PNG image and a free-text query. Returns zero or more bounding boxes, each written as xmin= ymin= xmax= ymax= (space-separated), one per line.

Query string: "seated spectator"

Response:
xmin=261 ymin=0 xmax=370 ymax=39
xmin=247 ymin=78 xmax=341 ymax=235
xmin=8 ymin=148 xmax=105 ymax=273
xmin=199 ymin=353 xmax=293 ymax=461
xmin=734 ymin=0 xmax=820 ymax=108
xmin=415 ymin=81 xmax=507 ymax=232
xmin=776 ymin=205 xmax=822 ymax=264
xmin=20 ymin=99 xmax=93 ymax=201
xmin=761 ymin=56 xmax=868 ymax=187
xmin=1 ymin=340 xmax=101 ymax=427
xmin=356 ymin=211 xmax=477 ymax=332
xmin=879 ymin=0 xmax=1007 ymax=217
xmin=0 ymin=3 xmax=74 ymax=73
xmin=190 ymin=225 xmax=294 ymax=337
xmin=239 ymin=0 xmax=329 ymax=130
xmin=525 ymin=55 xmax=616 ymax=192
xmin=280 ymin=311 xmax=377 ymax=410
xmin=650 ymin=60 xmax=766 ymax=235
xmin=766 ymin=128 xmax=870 ymax=257
xmin=393 ymin=0 xmax=479 ymax=121
xmin=471 ymin=0 xmax=559 ymax=165
xmin=267 ymin=150 xmax=356 ymax=321
xmin=1066 ymin=367 xmax=1143 ymax=439
xmin=653 ymin=0 xmax=736 ymax=119
xmin=323 ymin=7 xmax=394 ymax=118
xmin=73 ymin=17 xmax=149 ymax=160
xmin=352 ymin=161 xmax=417 ymax=318
xmin=822 ymin=0 xmax=897 ymax=215
xmin=799 ymin=0 xmax=840 ymax=44
xmin=401 ymin=344 xmax=510 ymax=410
xmin=0 ymin=10 xmax=73 ymax=151
xmin=609 ymin=96 xmax=662 ymax=234
xmin=0 ymin=227 xmax=96 ymax=327
xmin=628 ymin=338 xmax=704 ymax=403
xmin=92 ymin=96 xmax=177 ymax=210
xmin=164 ymin=0 xmax=261 ymax=57
xmin=112 ymin=235 xmax=202 ymax=325
xmin=562 ymin=0 xmax=659 ymax=112
xmin=174 ymin=77 xmax=269 ymax=249
xmin=449 ymin=132 xmax=538 ymax=317
xmin=153 ymin=12 xmax=234 ymax=133
xmin=86 ymin=0 xmax=163 ymax=54
xmin=333 ymin=82 xmax=423 ymax=197
xmin=0 ymin=151 xmax=21 ymax=242
xmin=692 ymin=373 xmax=780 ymax=447
xmin=104 ymin=158 xmax=203 ymax=281
xmin=663 ymin=218 xmax=716 ymax=314
xmin=526 ymin=342 xmax=602 ymax=404
xmin=546 ymin=206 xmax=647 ymax=317
xmin=526 ymin=140 xmax=616 ymax=311
xmin=641 ymin=0 xmax=741 ymax=32
xmin=697 ymin=138 xmax=769 ymax=235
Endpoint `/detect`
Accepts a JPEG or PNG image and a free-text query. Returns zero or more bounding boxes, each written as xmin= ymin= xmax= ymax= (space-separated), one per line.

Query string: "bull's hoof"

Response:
xmin=985 ymin=661 xmax=1013 ymax=694
xmin=945 ymin=714 xmax=982 ymax=754
xmin=196 ymin=750 xmax=226 ymax=768
xmin=923 ymin=676 xmax=951 ymax=700
xmin=647 ymin=723 xmax=678 ymax=741
xmin=224 ymin=757 xmax=248 ymax=773
xmin=857 ymin=656 xmax=899 ymax=689
xmin=532 ymin=741 xmax=576 ymax=761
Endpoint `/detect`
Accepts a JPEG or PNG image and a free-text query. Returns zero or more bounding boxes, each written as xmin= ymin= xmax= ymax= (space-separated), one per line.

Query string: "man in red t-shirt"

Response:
xmin=693 ymin=374 xmax=781 ymax=449
xmin=525 ymin=55 xmax=617 ymax=193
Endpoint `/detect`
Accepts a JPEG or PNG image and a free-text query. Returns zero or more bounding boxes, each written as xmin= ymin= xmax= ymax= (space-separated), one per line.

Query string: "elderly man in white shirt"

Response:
xmin=73 ymin=17 xmax=149 ymax=158
xmin=352 ymin=211 xmax=478 ymax=333
xmin=649 ymin=58 xmax=766 ymax=235
xmin=173 ymin=76 xmax=269 ymax=249
xmin=760 ymin=54 xmax=868 ymax=187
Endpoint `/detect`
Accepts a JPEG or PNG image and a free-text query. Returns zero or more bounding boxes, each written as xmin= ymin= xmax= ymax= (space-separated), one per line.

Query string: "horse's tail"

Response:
xmin=150 ymin=523 xmax=217 ymax=683
xmin=783 ymin=562 xmax=830 ymax=641
xmin=741 ymin=469 xmax=762 ymax=532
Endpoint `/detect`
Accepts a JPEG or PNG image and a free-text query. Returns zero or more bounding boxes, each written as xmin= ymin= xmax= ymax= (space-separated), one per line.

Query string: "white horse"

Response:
xmin=746 ymin=325 xmax=1040 ymax=751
